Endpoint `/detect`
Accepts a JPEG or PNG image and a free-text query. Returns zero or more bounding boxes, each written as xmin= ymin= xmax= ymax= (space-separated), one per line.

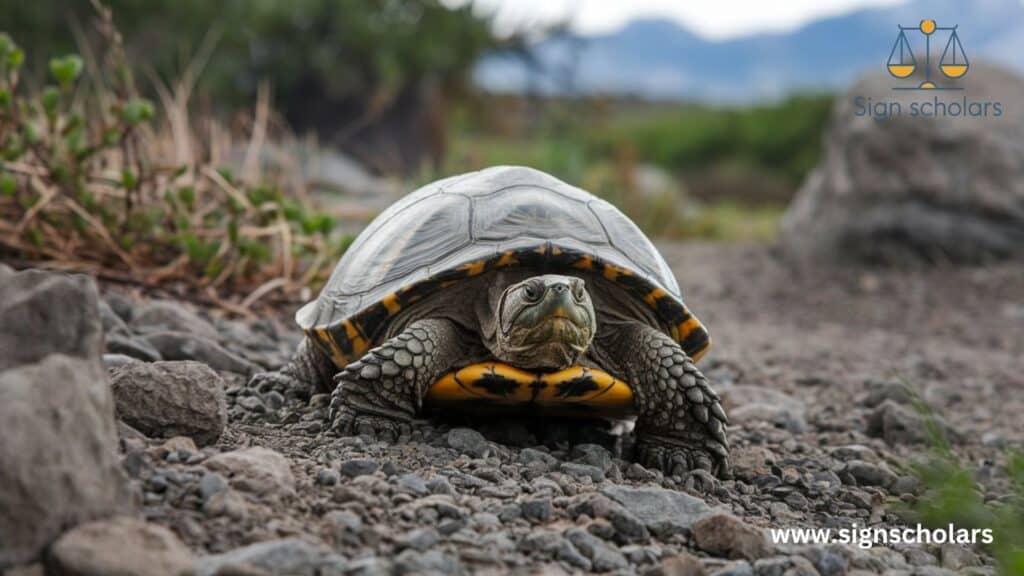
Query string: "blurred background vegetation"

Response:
xmin=1 ymin=0 xmax=834 ymax=247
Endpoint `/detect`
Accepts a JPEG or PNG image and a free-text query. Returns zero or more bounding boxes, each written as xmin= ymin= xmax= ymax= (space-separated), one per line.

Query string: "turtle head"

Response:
xmin=494 ymin=274 xmax=595 ymax=370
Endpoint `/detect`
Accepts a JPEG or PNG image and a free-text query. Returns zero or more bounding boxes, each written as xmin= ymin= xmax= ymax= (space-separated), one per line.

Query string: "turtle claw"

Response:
xmin=329 ymin=397 xmax=411 ymax=443
xmin=634 ymin=434 xmax=726 ymax=488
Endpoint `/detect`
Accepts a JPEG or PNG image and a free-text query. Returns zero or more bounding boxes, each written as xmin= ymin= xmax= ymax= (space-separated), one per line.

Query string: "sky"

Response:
xmin=446 ymin=0 xmax=909 ymax=40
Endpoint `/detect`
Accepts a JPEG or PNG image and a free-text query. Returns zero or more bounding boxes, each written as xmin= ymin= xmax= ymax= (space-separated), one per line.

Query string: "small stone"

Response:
xmin=560 ymin=462 xmax=606 ymax=482
xmin=656 ymin=552 xmax=708 ymax=576
xmin=603 ymin=485 xmax=715 ymax=536
xmin=844 ymin=460 xmax=898 ymax=488
xmin=340 ymin=458 xmax=379 ymax=478
xmin=325 ymin=510 xmax=363 ymax=532
xmin=564 ymin=527 xmax=628 ymax=572
xmin=394 ymin=473 xmax=429 ymax=495
xmin=48 ymin=517 xmax=195 ymax=576
xmin=110 ymin=361 xmax=227 ymax=446
xmin=939 ymin=543 xmax=982 ymax=570
xmin=692 ymin=513 xmax=771 ymax=562
xmin=203 ymin=447 xmax=295 ymax=500
xmin=711 ymin=561 xmax=754 ymax=576
xmin=522 ymin=498 xmax=554 ymax=523
xmin=317 ymin=468 xmax=340 ymax=486
xmin=570 ymin=444 xmax=615 ymax=472
xmin=142 ymin=331 xmax=261 ymax=376
xmin=752 ymin=556 xmax=818 ymax=576
xmin=193 ymin=538 xmax=345 ymax=576
xmin=396 ymin=527 xmax=440 ymax=551
xmin=447 ymin=428 xmax=490 ymax=458
xmin=198 ymin=472 xmax=229 ymax=501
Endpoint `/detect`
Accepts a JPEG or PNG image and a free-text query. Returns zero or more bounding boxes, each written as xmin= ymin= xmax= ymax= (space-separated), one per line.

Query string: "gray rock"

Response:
xmin=800 ymin=548 xmax=848 ymax=576
xmin=867 ymin=399 xmax=943 ymax=445
xmin=317 ymin=468 xmax=341 ymax=486
xmin=131 ymin=300 xmax=220 ymax=340
xmin=193 ymin=538 xmax=346 ymax=576
xmin=142 ymin=331 xmax=261 ymax=375
xmin=204 ymin=447 xmax=295 ymax=499
xmin=340 ymin=458 xmax=380 ymax=477
xmin=570 ymin=444 xmax=615 ymax=472
xmin=720 ymin=385 xmax=807 ymax=433
xmin=393 ymin=549 xmax=462 ymax=575
xmin=712 ymin=561 xmax=754 ymax=576
xmin=447 ymin=427 xmax=490 ymax=457
xmin=395 ymin=473 xmax=429 ymax=495
xmin=560 ymin=462 xmax=606 ymax=482
xmin=105 ymin=333 xmax=163 ymax=362
xmin=102 ymin=292 xmax=135 ymax=323
xmin=199 ymin=472 xmax=229 ymax=501
xmin=110 ymin=361 xmax=227 ymax=446
xmin=97 ymin=299 xmax=128 ymax=334
xmin=522 ymin=498 xmax=554 ymax=523
xmin=939 ymin=543 xmax=982 ymax=570
xmin=0 ymin=355 xmax=133 ymax=568
xmin=602 ymin=485 xmax=716 ymax=536
xmin=0 ymin=269 xmax=105 ymax=372
xmin=102 ymin=353 xmax=141 ymax=371
xmin=752 ymin=556 xmax=819 ymax=576
xmin=520 ymin=530 xmax=591 ymax=571
xmin=564 ymin=527 xmax=628 ymax=572
xmin=782 ymin=64 xmax=1024 ymax=265
xmin=46 ymin=517 xmax=195 ymax=576
xmin=692 ymin=513 xmax=771 ymax=562
xmin=396 ymin=527 xmax=440 ymax=551
xmin=844 ymin=460 xmax=898 ymax=488
xmin=519 ymin=447 xmax=560 ymax=469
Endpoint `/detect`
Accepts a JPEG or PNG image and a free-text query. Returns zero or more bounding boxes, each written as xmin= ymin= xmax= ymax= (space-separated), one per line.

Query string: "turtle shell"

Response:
xmin=298 ymin=166 xmax=710 ymax=367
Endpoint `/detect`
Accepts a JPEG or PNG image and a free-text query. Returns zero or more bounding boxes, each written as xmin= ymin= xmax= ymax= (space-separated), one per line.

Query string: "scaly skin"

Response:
xmin=614 ymin=322 xmax=730 ymax=478
xmin=328 ymin=318 xmax=466 ymax=441
xmin=249 ymin=337 xmax=335 ymax=398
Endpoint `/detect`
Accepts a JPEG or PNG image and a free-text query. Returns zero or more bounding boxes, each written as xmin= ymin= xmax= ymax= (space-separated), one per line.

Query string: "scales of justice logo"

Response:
xmin=887 ymin=18 xmax=968 ymax=90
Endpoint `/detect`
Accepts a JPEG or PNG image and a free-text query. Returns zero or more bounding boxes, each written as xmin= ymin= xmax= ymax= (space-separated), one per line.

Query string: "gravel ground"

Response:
xmin=14 ymin=242 xmax=1022 ymax=575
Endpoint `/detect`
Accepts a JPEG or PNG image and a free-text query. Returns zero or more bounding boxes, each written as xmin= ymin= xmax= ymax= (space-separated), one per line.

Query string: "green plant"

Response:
xmin=903 ymin=386 xmax=1024 ymax=575
xmin=0 ymin=12 xmax=348 ymax=311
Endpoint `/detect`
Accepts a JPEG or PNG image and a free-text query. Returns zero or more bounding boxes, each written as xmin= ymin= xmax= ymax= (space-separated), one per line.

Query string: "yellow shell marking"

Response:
xmin=602 ymin=263 xmax=632 ymax=282
xmin=426 ymin=362 xmax=635 ymax=417
xmin=458 ymin=260 xmax=486 ymax=276
xmin=381 ymin=293 xmax=402 ymax=315
xmin=343 ymin=320 xmax=369 ymax=356
xmin=643 ymin=288 xmax=666 ymax=308
xmin=571 ymin=256 xmax=594 ymax=270
xmin=313 ymin=328 xmax=349 ymax=368
xmin=675 ymin=317 xmax=702 ymax=341
xmin=496 ymin=251 xmax=519 ymax=267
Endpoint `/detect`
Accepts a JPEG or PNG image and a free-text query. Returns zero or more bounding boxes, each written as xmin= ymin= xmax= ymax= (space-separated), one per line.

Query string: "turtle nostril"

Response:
xmin=551 ymin=283 xmax=569 ymax=295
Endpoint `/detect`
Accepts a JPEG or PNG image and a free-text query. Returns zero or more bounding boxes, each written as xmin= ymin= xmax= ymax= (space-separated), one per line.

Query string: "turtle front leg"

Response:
xmin=249 ymin=337 xmax=336 ymax=399
xmin=614 ymin=322 xmax=729 ymax=478
xmin=329 ymin=318 xmax=466 ymax=442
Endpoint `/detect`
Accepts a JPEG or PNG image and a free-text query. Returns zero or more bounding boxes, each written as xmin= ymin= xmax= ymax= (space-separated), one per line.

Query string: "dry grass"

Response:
xmin=0 ymin=3 xmax=346 ymax=316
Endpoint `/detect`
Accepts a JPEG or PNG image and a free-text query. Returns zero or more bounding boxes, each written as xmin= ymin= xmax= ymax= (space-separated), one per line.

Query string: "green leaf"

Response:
xmin=119 ymin=98 xmax=154 ymax=126
xmin=41 ymin=86 xmax=60 ymax=118
xmin=6 ymin=49 xmax=24 ymax=69
xmin=48 ymin=55 xmax=83 ymax=89
xmin=0 ymin=88 xmax=10 ymax=108
xmin=121 ymin=170 xmax=137 ymax=190
xmin=177 ymin=186 xmax=195 ymax=208
xmin=0 ymin=172 xmax=16 ymax=196
xmin=0 ymin=33 xmax=13 ymax=57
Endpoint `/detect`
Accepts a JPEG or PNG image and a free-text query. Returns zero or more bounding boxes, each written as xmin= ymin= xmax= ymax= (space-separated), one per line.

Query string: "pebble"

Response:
xmin=340 ymin=458 xmax=380 ymax=477
xmin=447 ymin=427 xmax=490 ymax=457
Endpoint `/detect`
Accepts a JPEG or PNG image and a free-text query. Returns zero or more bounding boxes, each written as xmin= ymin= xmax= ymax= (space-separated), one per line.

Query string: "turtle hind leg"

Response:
xmin=249 ymin=336 xmax=336 ymax=399
xmin=611 ymin=322 xmax=729 ymax=483
xmin=329 ymin=318 xmax=467 ymax=442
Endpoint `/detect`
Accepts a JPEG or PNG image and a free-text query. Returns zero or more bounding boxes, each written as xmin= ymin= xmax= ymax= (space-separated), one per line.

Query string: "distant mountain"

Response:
xmin=474 ymin=0 xmax=1024 ymax=102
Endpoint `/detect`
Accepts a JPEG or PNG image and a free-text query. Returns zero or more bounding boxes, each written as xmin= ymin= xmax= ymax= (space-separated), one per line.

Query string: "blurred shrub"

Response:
xmin=588 ymin=94 xmax=833 ymax=184
xmin=0 ymin=22 xmax=348 ymax=309
xmin=2 ymin=0 xmax=497 ymax=173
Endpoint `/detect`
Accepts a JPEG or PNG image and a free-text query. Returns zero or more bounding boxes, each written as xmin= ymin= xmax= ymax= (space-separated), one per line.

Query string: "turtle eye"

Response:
xmin=522 ymin=283 xmax=542 ymax=302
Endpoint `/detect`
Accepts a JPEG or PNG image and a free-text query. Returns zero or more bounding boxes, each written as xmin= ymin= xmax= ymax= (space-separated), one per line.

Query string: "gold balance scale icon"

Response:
xmin=888 ymin=18 xmax=968 ymax=89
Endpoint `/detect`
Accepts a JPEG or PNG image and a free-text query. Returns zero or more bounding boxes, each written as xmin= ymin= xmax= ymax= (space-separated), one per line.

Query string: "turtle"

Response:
xmin=251 ymin=166 xmax=729 ymax=476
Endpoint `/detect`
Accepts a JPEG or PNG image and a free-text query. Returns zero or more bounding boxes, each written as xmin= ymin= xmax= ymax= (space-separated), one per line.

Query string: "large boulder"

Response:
xmin=0 ymin=269 xmax=133 ymax=569
xmin=0 ymin=269 xmax=105 ymax=372
xmin=109 ymin=361 xmax=228 ymax=446
xmin=782 ymin=63 xmax=1024 ymax=265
